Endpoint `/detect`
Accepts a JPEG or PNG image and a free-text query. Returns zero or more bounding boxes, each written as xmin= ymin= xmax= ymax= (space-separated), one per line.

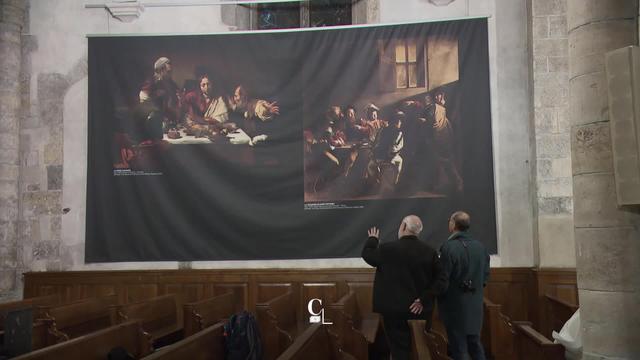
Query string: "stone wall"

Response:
xmin=530 ymin=0 xmax=575 ymax=267
xmin=0 ymin=0 xmax=27 ymax=300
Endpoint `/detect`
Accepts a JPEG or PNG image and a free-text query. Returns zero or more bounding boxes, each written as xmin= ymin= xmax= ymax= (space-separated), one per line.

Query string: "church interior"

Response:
xmin=0 ymin=0 xmax=639 ymax=359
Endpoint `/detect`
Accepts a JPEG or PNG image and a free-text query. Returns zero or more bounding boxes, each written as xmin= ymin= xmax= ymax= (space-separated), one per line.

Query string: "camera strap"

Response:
xmin=457 ymin=237 xmax=471 ymax=284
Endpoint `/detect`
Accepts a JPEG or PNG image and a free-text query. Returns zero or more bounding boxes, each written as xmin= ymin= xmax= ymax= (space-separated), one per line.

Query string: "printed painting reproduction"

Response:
xmin=87 ymin=19 xmax=496 ymax=262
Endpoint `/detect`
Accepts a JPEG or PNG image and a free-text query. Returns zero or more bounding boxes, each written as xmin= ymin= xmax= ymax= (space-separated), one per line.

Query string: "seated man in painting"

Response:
xmin=363 ymin=103 xmax=387 ymax=142
xmin=182 ymin=74 xmax=229 ymax=130
xmin=227 ymin=85 xmax=280 ymax=145
xmin=344 ymin=105 xmax=368 ymax=142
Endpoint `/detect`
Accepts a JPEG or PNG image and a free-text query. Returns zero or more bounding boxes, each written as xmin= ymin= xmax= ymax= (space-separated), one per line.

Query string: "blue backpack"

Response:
xmin=224 ymin=311 xmax=263 ymax=360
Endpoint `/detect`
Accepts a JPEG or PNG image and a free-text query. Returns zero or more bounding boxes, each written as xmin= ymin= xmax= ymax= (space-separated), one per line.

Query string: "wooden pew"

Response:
xmin=409 ymin=319 xmax=432 ymax=360
xmin=483 ymin=298 xmax=565 ymax=360
xmin=183 ymin=292 xmax=235 ymax=337
xmin=328 ymin=290 xmax=380 ymax=360
xmin=0 ymin=294 xmax=62 ymax=349
xmin=12 ymin=320 xmax=153 ymax=360
xmin=545 ymin=293 xmax=578 ymax=336
xmin=141 ymin=322 xmax=225 ymax=360
xmin=514 ymin=322 xmax=565 ymax=360
xmin=112 ymin=294 xmax=182 ymax=346
xmin=38 ymin=295 xmax=118 ymax=345
xmin=256 ymin=291 xmax=308 ymax=360
xmin=409 ymin=319 xmax=451 ymax=360
xmin=0 ymin=317 xmax=48 ymax=357
xmin=30 ymin=321 xmax=48 ymax=351
xmin=0 ymin=294 xmax=61 ymax=328
xmin=276 ymin=323 xmax=355 ymax=360
xmin=0 ymin=296 xmax=62 ymax=354
xmin=481 ymin=297 xmax=514 ymax=360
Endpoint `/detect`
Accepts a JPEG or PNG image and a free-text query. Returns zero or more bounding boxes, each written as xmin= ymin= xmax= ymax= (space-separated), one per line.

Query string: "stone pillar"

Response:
xmin=0 ymin=0 xmax=26 ymax=300
xmin=530 ymin=0 xmax=575 ymax=268
xmin=568 ymin=0 xmax=640 ymax=358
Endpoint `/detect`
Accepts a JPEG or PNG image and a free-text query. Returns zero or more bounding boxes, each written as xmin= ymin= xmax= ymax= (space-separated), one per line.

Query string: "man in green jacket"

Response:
xmin=438 ymin=211 xmax=490 ymax=360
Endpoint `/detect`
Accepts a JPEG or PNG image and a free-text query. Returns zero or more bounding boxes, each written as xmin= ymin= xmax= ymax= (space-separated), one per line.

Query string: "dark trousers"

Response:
xmin=382 ymin=316 xmax=411 ymax=360
xmin=446 ymin=330 xmax=486 ymax=360
xmin=382 ymin=313 xmax=430 ymax=360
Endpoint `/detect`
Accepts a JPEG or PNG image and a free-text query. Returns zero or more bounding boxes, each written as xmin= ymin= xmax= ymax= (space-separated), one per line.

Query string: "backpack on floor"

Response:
xmin=224 ymin=311 xmax=263 ymax=360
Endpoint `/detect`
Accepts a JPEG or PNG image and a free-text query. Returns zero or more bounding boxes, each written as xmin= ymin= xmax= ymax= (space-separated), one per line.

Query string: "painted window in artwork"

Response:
xmin=395 ymin=40 xmax=419 ymax=89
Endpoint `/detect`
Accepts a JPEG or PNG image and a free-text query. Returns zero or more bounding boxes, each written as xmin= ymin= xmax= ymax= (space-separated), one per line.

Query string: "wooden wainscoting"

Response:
xmin=22 ymin=267 xmax=576 ymax=332
xmin=484 ymin=268 xmax=531 ymax=321
xmin=23 ymin=269 xmax=374 ymax=321
xmin=530 ymin=268 xmax=579 ymax=338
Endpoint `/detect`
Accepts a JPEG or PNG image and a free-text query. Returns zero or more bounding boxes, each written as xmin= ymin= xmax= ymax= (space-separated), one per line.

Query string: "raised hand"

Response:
xmin=368 ymin=227 xmax=380 ymax=239
xmin=267 ymin=101 xmax=280 ymax=115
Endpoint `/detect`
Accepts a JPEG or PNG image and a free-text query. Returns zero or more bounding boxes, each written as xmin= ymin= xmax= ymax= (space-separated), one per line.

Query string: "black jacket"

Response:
xmin=362 ymin=235 xmax=447 ymax=317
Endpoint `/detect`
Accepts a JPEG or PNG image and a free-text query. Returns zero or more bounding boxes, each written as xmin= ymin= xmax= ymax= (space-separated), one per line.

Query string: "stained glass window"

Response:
xmin=256 ymin=1 xmax=352 ymax=30
xmin=309 ymin=0 xmax=352 ymax=27
xmin=257 ymin=2 xmax=301 ymax=30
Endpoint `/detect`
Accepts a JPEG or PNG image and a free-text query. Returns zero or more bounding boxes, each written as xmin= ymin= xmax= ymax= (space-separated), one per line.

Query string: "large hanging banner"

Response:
xmin=86 ymin=18 xmax=496 ymax=262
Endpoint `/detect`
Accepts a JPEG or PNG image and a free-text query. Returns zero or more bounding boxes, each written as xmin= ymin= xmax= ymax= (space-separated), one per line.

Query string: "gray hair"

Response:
xmin=402 ymin=215 xmax=423 ymax=235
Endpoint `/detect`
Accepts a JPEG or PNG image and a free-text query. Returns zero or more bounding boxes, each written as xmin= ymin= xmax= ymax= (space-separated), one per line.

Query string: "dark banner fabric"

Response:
xmin=86 ymin=18 xmax=496 ymax=262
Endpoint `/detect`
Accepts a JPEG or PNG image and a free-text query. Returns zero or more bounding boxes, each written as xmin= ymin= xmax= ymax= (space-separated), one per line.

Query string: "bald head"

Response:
xmin=399 ymin=215 xmax=423 ymax=238
xmin=450 ymin=211 xmax=471 ymax=232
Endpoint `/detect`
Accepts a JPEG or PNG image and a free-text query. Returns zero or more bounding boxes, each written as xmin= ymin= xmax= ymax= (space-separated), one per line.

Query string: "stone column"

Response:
xmin=568 ymin=0 xmax=640 ymax=358
xmin=531 ymin=0 xmax=575 ymax=268
xmin=0 ymin=0 xmax=26 ymax=299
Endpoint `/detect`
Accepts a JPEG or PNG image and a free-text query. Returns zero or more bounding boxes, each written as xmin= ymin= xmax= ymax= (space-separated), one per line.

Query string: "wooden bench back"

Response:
xmin=514 ymin=322 xmax=565 ymax=360
xmin=408 ymin=319 xmax=432 ymax=360
xmin=484 ymin=297 xmax=565 ymax=360
xmin=545 ymin=293 xmax=578 ymax=335
xmin=114 ymin=294 xmax=179 ymax=342
xmin=335 ymin=291 xmax=360 ymax=324
xmin=0 ymin=296 xmax=60 ymax=353
xmin=329 ymin=291 xmax=353 ymax=334
xmin=141 ymin=322 xmax=225 ymax=360
xmin=267 ymin=291 xmax=296 ymax=329
xmin=13 ymin=320 xmax=152 ymax=360
xmin=256 ymin=291 xmax=299 ymax=360
xmin=329 ymin=291 xmax=369 ymax=360
xmin=115 ymin=294 xmax=183 ymax=346
xmin=0 ymin=294 xmax=61 ymax=329
xmin=276 ymin=323 xmax=353 ymax=360
xmin=183 ymin=292 xmax=235 ymax=337
xmin=424 ymin=330 xmax=452 ymax=360
xmin=482 ymin=297 xmax=519 ymax=360
xmin=409 ymin=321 xmax=450 ymax=360
xmin=30 ymin=321 xmax=48 ymax=351
xmin=40 ymin=295 xmax=118 ymax=342
xmin=481 ymin=297 xmax=500 ymax=357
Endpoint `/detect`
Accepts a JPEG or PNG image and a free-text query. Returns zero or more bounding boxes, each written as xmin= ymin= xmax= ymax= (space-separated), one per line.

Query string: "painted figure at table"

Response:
xmin=227 ymin=85 xmax=280 ymax=145
xmin=182 ymin=74 xmax=229 ymax=128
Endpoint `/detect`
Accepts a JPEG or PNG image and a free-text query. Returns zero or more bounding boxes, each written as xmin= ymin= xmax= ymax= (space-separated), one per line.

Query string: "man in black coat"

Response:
xmin=438 ymin=211 xmax=490 ymax=360
xmin=362 ymin=215 xmax=447 ymax=360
